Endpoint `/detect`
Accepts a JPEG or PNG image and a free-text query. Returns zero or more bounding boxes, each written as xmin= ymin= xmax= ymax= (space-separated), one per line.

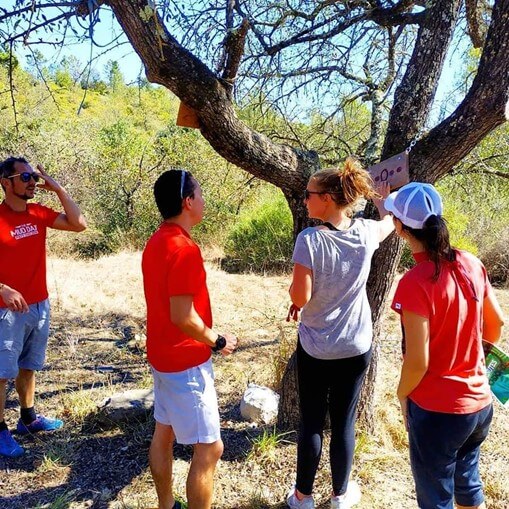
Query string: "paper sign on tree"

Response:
xmin=368 ymin=151 xmax=410 ymax=190
xmin=176 ymin=101 xmax=200 ymax=128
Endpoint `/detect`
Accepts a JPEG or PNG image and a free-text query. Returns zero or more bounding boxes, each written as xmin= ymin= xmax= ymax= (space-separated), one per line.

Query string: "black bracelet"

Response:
xmin=212 ymin=335 xmax=227 ymax=352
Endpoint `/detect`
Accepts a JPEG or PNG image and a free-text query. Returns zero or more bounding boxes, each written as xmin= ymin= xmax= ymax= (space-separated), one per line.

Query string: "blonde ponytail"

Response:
xmin=312 ymin=157 xmax=376 ymax=207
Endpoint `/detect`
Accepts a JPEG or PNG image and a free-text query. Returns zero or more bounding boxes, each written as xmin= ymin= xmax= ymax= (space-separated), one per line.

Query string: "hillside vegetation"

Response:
xmin=1 ymin=51 xmax=508 ymax=282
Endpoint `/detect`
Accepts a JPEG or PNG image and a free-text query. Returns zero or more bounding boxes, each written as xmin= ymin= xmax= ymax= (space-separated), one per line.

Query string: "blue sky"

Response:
xmin=5 ymin=1 xmax=143 ymax=83
xmin=4 ymin=1 xmax=467 ymax=126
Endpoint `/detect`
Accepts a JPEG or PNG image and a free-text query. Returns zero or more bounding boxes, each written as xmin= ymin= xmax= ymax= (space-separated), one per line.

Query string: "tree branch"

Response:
xmin=76 ymin=0 xmax=107 ymax=16
xmin=382 ymin=0 xmax=462 ymax=160
xmin=411 ymin=0 xmax=509 ymax=182
xmin=221 ymin=17 xmax=250 ymax=94
xmin=246 ymin=65 xmax=373 ymax=87
xmin=0 ymin=2 xmax=77 ymax=22
xmin=6 ymin=12 xmax=72 ymax=43
xmin=8 ymin=43 xmax=19 ymax=135
xmin=467 ymin=168 xmax=509 ymax=179
xmin=465 ymin=0 xmax=489 ymax=48
xmin=106 ymin=0 xmax=318 ymax=199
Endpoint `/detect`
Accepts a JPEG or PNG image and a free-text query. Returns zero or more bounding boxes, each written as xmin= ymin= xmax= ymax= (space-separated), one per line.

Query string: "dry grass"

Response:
xmin=0 ymin=251 xmax=507 ymax=509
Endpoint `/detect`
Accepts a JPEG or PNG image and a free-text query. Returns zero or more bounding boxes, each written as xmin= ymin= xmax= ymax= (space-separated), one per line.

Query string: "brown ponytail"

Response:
xmin=312 ymin=157 xmax=376 ymax=208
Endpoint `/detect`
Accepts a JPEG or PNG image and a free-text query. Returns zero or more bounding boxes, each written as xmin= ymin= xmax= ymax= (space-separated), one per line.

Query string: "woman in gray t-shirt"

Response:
xmin=286 ymin=157 xmax=393 ymax=509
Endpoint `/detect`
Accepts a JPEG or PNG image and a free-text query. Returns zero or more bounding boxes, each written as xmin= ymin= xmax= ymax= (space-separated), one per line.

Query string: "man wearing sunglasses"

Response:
xmin=0 ymin=156 xmax=87 ymax=458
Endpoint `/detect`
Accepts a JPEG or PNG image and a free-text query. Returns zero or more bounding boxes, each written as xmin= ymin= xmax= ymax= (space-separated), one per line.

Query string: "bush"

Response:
xmin=222 ymin=191 xmax=293 ymax=273
xmin=437 ymin=175 xmax=508 ymax=285
xmin=47 ymin=228 xmax=112 ymax=259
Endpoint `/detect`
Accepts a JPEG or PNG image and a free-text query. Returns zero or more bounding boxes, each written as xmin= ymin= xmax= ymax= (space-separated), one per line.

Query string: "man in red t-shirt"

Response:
xmin=142 ymin=169 xmax=237 ymax=509
xmin=0 ymin=157 xmax=86 ymax=458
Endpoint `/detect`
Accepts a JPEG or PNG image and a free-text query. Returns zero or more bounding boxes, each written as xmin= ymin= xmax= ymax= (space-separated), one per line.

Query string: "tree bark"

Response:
xmin=277 ymin=352 xmax=299 ymax=430
xmin=383 ymin=0 xmax=462 ymax=158
xmin=358 ymin=0 xmax=462 ymax=431
xmin=412 ymin=0 xmax=509 ymax=183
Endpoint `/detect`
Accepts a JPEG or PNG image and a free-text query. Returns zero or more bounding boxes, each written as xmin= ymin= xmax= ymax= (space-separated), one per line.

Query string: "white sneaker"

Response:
xmin=286 ymin=487 xmax=316 ymax=509
xmin=330 ymin=481 xmax=361 ymax=509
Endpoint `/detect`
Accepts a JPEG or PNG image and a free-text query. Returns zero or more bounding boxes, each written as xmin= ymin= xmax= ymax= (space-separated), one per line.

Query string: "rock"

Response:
xmin=97 ymin=388 xmax=154 ymax=426
xmin=240 ymin=383 xmax=279 ymax=424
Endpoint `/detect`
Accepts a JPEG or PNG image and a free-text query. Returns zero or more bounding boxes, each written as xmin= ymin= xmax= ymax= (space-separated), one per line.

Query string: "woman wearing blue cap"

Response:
xmin=385 ymin=182 xmax=505 ymax=509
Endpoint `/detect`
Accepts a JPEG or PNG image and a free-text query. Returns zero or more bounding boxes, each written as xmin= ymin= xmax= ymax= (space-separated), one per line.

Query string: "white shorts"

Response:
xmin=152 ymin=359 xmax=221 ymax=445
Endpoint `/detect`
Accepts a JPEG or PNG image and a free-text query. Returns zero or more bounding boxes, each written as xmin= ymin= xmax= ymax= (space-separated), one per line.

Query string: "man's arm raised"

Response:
xmin=36 ymin=164 xmax=87 ymax=232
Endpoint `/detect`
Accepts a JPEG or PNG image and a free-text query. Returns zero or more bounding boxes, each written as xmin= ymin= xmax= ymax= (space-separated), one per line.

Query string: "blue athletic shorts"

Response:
xmin=0 ymin=299 xmax=50 ymax=379
xmin=407 ymin=399 xmax=493 ymax=509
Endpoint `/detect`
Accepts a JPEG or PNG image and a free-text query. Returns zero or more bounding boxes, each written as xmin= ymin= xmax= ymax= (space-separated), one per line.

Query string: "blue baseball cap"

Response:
xmin=384 ymin=182 xmax=443 ymax=229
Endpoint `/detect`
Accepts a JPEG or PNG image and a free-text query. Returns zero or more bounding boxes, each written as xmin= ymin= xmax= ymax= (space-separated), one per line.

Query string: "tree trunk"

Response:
xmin=359 ymin=233 xmax=404 ymax=431
xmin=277 ymin=351 xmax=299 ymax=430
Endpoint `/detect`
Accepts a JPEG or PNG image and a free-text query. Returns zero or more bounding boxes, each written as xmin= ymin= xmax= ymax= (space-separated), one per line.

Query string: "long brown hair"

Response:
xmin=311 ymin=157 xmax=377 ymax=208
xmin=403 ymin=215 xmax=457 ymax=280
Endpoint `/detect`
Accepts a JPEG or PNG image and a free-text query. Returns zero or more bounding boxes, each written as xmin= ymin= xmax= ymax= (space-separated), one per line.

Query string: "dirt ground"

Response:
xmin=0 ymin=251 xmax=508 ymax=509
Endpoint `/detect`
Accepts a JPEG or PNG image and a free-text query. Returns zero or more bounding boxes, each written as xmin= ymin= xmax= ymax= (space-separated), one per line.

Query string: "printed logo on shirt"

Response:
xmin=11 ymin=223 xmax=39 ymax=240
xmin=394 ymin=302 xmax=402 ymax=310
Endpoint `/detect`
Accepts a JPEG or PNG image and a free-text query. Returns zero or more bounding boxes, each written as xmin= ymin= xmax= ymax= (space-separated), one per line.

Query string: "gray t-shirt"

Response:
xmin=292 ymin=218 xmax=381 ymax=360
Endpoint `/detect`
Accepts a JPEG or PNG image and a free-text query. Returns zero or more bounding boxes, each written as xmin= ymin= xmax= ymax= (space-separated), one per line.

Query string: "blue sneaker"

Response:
xmin=0 ymin=429 xmax=24 ymax=458
xmin=16 ymin=415 xmax=63 ymax=435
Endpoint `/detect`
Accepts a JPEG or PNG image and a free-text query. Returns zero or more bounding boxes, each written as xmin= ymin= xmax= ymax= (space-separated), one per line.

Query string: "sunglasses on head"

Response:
xmin=180 ymin=170 xmax=187 ymax=199
xmin=5 ymin=172 xmax=40 ymax=183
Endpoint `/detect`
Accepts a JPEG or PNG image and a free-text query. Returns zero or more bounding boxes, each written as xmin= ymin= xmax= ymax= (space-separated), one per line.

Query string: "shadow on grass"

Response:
xmin=0 ymin=310 xmax=296 ymax=508
xmin=0 ymin=419 xmax=150 ymax=509
xmin=0 ymin=414 xmax=292 ymax=508
xmin=1 ymin=368 xmax=153 ymax=508
xmin=4 ymin=376 xmax=141 ymax=411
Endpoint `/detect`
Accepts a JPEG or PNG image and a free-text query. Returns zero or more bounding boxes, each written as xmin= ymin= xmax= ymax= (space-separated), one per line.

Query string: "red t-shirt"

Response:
xmin=0 ymin=202 xmax=59 ymax=307
xmin=142 ymin=222 xmax=212 ymax=373
xmin=391 ymin=250 xmax=492 ymax=414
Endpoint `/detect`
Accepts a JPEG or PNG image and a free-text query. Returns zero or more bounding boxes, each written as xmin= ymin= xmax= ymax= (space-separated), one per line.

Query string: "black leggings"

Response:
xmin=296 ymin=340 xmax=372 ymax=496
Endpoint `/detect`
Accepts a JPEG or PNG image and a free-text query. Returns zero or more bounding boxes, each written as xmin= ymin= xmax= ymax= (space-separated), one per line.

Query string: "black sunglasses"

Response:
xmin=5 ymin=172 xmax=40 ymax=183
xmin=304 ymin=190 xmax=328 ymax=200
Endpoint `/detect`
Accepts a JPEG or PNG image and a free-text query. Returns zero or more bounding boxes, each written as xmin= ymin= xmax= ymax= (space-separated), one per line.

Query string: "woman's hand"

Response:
xmin=286 ymin=304 xmax=301 ymax=322
xmin=372 ymin=181 xmax=391 ymax=211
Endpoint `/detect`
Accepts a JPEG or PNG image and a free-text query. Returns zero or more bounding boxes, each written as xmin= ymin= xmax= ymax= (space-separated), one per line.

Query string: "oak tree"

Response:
xmin=2 ymin=0 xmax=509 ymax=428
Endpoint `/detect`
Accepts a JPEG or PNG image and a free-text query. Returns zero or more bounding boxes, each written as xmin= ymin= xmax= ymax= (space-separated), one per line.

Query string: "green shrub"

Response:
xmin=443 ymin=203 xmax=478 ymax=255
xmin=223 ymin=191 xmax=293 ymax=273
xmin=437 ymin=176 xmax=508 ymax=284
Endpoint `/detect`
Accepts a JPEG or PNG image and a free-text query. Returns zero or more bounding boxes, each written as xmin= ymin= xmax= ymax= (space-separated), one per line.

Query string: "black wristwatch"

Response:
xmin=212 ymin=334 xmax=227 ymax=352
